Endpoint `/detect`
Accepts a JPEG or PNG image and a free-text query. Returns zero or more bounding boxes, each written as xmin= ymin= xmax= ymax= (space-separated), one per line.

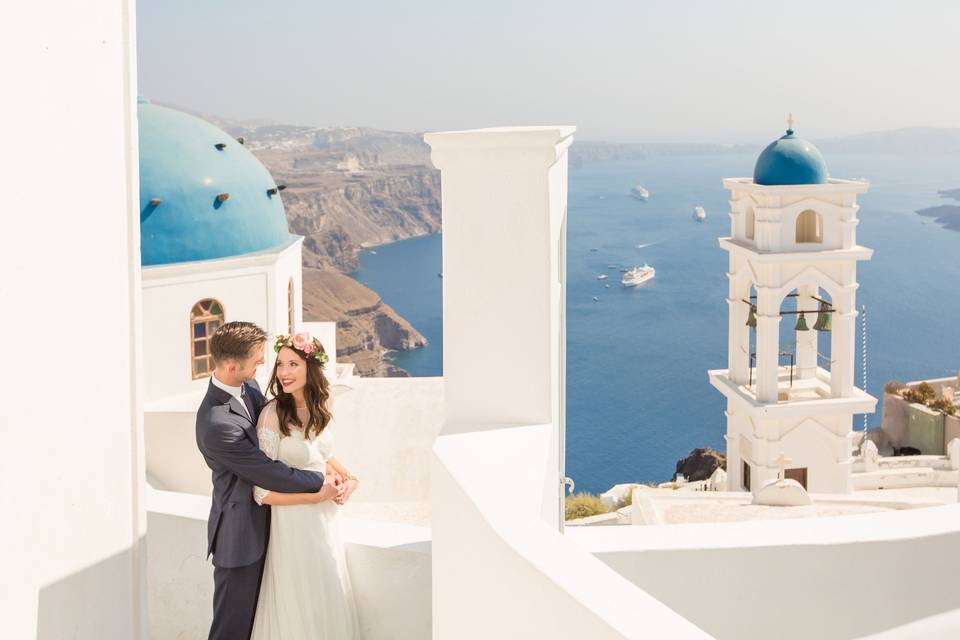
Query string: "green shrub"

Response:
xmin=903 ymin=381 xmax=937 ymax=404
xmin=928 ymin=397 xmax=958 ymax=416
xmin=620 ymin=488 xmax=634 ymax=508
xmin=564 ymin=492 xmax=609 ymax=521
xmin=884 ymin=380 xmax=906 ymax=394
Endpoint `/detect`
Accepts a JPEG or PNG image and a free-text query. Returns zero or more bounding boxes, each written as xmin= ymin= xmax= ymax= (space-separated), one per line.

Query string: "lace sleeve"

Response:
xmin=253 ymin=403 xmax=281 ymax=505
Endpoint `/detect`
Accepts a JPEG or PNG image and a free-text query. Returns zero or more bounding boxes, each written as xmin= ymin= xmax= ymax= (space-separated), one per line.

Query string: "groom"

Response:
xmin=196 ymin=321 xmax=338 ymax=640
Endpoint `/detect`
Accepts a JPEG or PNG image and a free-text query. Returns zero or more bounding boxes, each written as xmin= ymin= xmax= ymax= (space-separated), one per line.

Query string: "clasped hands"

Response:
xmin=314 ymin=463 xmax=357 ymax=505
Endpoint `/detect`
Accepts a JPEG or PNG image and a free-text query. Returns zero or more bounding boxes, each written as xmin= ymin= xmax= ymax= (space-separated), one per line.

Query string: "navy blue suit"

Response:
xmin=196 ymin=379 xmax=324 ymax=640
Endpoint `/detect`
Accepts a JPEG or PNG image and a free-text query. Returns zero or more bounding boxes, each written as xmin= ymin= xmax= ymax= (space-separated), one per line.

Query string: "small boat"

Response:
xmin=630 ymin=185 xmax=650 ymax=201
xmin=604 ymin=284 xmax=610 ymax=288
xmin=596 ymin=274 xmax=608 ymax=280
xmin=589 ymin=248 xmax=599 ymax=252
xmin=693 ymin=206 xmax=706 ymax=222
xmin=592 ymin=296 xmax=600 ymax=302
xmin=622 ymin=264 xmax=655 ymax=287
xmin=370 ymin=250 xmax=378 ymax=255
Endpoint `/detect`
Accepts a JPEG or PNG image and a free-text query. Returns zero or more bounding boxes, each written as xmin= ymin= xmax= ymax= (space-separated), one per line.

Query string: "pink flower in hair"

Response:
xmin=292 ymin=333 xmax=309 ymax=350
xmin=302 ymin=341 xmax=317 ymax=355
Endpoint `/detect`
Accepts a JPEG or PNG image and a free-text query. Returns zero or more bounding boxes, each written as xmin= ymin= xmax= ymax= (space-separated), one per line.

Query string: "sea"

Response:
xmin=350 ymin=152 xmax=960 ymax=494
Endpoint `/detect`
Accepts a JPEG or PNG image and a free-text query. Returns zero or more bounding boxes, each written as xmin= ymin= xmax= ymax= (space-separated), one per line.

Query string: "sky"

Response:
xmin=137 ymin=0 xmax=960 ymax=144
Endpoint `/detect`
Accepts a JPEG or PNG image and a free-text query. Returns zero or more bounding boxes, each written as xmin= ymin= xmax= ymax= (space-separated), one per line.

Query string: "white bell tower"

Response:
xmin=709 ymin=117 xmax=877 ymax=494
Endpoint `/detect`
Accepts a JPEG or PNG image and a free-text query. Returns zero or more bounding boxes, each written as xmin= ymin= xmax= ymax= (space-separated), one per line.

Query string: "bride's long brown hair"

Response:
xmin=267 ymin=343 xmax=333 ymax=439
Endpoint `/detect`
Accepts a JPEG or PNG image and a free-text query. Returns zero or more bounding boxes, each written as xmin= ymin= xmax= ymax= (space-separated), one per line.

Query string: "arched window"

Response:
xmin=287 ymin=278 xmax=295 ymax=335
xmin=191 ymin=298 xmax=224 ymax=379
xmin=745 ymin=207 xmax=755 ymax=240
xmin=796 ymin=209 xmax=823 ymax=243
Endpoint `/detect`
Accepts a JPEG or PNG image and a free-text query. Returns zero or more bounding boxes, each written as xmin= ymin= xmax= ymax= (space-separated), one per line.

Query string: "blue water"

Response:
xmin=352 ymin=153 xmax=960 ymax=493
xmin=350 ymin=234 xmax=444 ymax=376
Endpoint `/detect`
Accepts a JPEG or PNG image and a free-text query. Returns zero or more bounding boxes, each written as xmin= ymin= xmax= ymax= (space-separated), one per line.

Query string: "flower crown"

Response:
xmin=273 ymin=332 xmax=330 ymax=366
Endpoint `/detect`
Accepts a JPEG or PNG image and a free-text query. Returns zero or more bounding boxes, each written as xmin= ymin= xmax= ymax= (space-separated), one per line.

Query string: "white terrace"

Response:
xmin=6 ymin=4 xmax=960 ymax=640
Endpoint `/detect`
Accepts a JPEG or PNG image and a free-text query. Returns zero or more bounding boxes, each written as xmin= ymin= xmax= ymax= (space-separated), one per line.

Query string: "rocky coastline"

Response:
xmin=211 ymin=115 xmax=441 ymax=376
xmin=301 ymin=268 xmax=426 ymax=377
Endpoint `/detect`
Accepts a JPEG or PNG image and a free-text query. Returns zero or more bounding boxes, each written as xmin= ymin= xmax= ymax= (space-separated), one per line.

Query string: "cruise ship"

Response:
xmin=622 ymin=264 xmax=655 ymax=287
xmin=630 ymin=184 xmax=650 ymax=201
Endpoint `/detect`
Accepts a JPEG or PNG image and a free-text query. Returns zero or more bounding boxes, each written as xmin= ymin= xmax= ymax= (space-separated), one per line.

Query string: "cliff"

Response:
xmin=199 ymin=116 xmax=442 ymax=376
xmin=276 ymin=167 xmax=440 ymax=272
xmin=240 ymin=125 xmax=441 ymax=272
xmin=301 ymin=268 xmax=427 ymax=377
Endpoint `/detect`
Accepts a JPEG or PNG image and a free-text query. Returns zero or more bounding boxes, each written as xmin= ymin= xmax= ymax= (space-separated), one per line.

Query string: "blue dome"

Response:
xmin=753 ymin=129 xmax=829 ymax=186
xmin=138 ymin=100 xmax=292 ymax=266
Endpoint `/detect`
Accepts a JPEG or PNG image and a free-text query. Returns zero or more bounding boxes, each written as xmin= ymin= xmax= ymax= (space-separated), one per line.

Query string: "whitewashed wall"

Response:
xmin=146 ymin=377 xmax=443 ymax=505
xmin=141 ymin=239 xmax=302 ymax=403
xmin=329 ymin=377 xmax=444 ymax=505
xmin=0 ymin=1 xmax=146 ymax=637
xmin=426 ymin=127 xmax=710 ymax=639
xmin=433 ymin=425 xmax=712 ymax=639
xmin=570 ymin=504 xmax=960 ymax=640
xmin=147 ymin=490 xmax=431 ymax=639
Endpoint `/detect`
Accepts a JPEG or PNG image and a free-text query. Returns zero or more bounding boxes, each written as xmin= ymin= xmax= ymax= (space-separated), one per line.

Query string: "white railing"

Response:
xmin=432 ymin=424 xmax=712 ymax=639
xmin=568 ymin=503 xmax=960 ymax=639
xmin=147 ymin=488 xmax=431 ymax=639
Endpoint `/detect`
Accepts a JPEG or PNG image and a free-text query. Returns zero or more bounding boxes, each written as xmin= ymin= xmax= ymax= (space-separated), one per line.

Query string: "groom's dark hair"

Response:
xmin=210 ymin=321 xmax=268 ymax=365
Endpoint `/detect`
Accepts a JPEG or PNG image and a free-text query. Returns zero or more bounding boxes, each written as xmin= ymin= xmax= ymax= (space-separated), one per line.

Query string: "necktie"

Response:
xmin=241 ymin=386 xmax=257 ymax=422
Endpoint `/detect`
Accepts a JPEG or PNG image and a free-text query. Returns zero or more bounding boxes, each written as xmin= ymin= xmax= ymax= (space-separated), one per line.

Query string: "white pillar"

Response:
xmin=426 ymin=127 xmax=574 ymax=434
xmin=796 ymin=285 xmax=818 ymax=379
xmin=839 ymin=202 xmax=860 ymax=248
xmin=831 ymin=287 xmax=858 ymax=398
xmin=0 ymin=1 xmax=146 ymax=636
xmin=426 ymin=126 xmax=575 ymax=526
xmin=755 ymin=287 xmax=782 ymax=402
xmin=727 ymin=270 xmax=750 ymax=385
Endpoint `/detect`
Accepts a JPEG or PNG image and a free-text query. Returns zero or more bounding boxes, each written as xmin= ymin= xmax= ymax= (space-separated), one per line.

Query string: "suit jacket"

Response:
xmin=196 ymin=378 xmax=325 ymax=568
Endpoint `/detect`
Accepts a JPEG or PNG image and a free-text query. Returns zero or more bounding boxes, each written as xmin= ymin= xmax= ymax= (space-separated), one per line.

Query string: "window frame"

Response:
xmin=190 ymin=298 xmax=225 ymax=380
xmin=795 ymin=209 xmax=823 ymax=244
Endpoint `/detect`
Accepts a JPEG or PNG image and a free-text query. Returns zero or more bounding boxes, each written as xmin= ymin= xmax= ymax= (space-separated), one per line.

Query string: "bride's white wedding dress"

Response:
xmin=251 ymin=402 xmax=359 ymax=639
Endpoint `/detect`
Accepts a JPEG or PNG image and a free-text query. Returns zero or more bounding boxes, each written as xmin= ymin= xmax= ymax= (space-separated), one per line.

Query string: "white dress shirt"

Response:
xmin=211 ymin=373 xmax=251 ymax=419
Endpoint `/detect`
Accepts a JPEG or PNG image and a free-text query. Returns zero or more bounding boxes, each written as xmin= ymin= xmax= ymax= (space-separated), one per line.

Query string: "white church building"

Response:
xmin=709 ymin=120 xmax=877 ymax=495
xmin=6 ymin=4 xmax=960 ymax=640
xmin=136 ymin=98 xmax=345 ymax=494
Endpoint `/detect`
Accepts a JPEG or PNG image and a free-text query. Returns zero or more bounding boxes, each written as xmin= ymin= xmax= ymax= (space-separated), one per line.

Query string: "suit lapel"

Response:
xmin=229 ymin=396 xmax=259 ymax=444
xmin=207 ymin=380 xmax=258 ymax=444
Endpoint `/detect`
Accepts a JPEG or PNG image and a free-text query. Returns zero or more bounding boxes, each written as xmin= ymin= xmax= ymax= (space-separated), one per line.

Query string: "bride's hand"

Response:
xmin=326 ymin=463 xmax=344 ymax=487
xmin=315 ymin=482 xmax=344 ymax=503
xmin=334 ymin=478 xmax=358 ymax=505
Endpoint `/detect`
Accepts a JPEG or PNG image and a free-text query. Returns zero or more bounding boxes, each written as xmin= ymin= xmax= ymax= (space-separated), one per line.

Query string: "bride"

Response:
xmin=250 ymin=332 xmax=360 ymax=639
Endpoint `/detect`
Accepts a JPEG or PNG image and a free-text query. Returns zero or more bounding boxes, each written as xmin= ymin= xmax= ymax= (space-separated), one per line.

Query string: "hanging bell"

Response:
xmin=746 ymin=304 xmax=757 ymax=328
xmin=795 ymin=311 xmax=809 ymax=331
xmin=813 ymin=301 xmax=832 ymax=332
